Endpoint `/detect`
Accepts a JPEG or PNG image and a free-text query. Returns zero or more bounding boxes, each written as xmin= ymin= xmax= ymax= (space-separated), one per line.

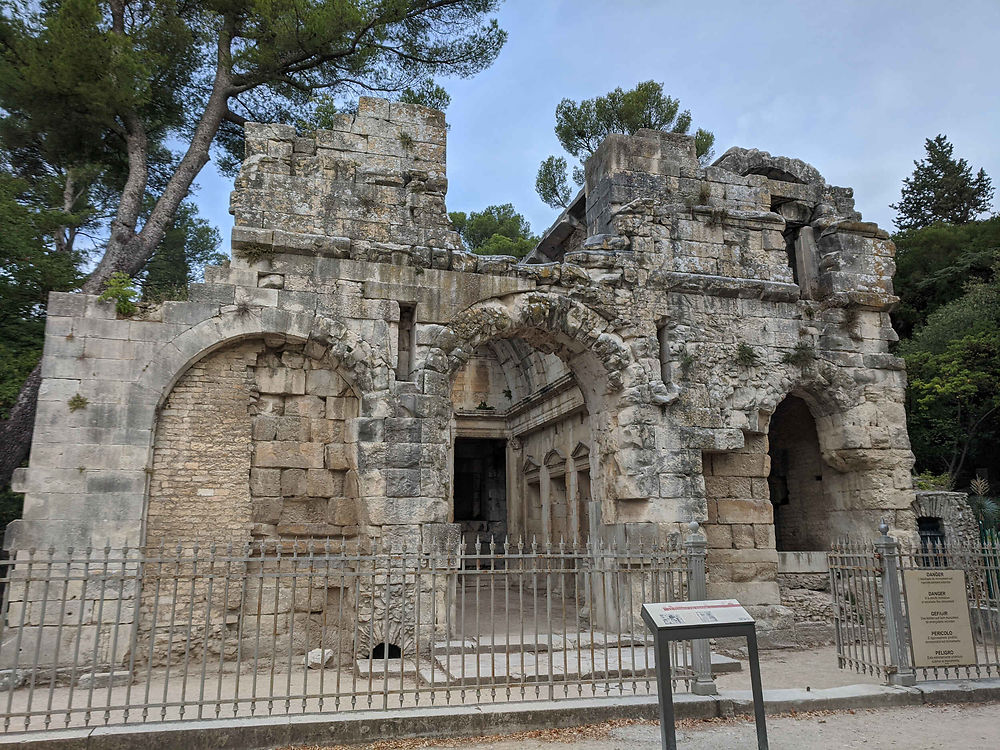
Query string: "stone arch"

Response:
xmin=911 ymin=491 xmax=979 ymax=548
xmin=714 ymin=147 xmax=825 ymax=186
xmin=137 ymin=308 xmax=391 ymax=411
xmin=745 ymin=368 xmax=866 ymax=472
xmin=423 ymin=291 xmax=661 ymax=539
xmin=140 ymin=309 xmax=392 ymax=549
xmin=765 ymin=394 xmax=831 ymax=550
xmin=418 ymin=291 xmax=645 ymax=403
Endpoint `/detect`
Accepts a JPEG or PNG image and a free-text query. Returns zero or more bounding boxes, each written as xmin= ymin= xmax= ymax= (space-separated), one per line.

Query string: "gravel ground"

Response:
xmin=284 ymin=703 xmax=1000 ymax=750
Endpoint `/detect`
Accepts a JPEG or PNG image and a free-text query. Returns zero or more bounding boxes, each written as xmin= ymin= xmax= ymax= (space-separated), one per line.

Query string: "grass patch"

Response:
xmin=234 ymin=243 xmax=275 ymax=265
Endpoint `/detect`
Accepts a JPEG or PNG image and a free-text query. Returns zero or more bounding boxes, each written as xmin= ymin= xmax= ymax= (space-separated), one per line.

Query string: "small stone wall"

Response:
xmin=912 ymin=491 xmax=979 ymax=547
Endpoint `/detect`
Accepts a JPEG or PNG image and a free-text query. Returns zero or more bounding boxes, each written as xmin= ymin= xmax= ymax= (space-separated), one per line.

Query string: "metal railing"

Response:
xmin=830 ymin=525 xmax=1000 ymax=685
xmin=0 ymin=531 xmax=701 ymax=734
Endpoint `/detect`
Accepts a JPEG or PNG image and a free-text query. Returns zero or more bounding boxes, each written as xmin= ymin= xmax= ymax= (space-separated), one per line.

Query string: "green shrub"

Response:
xmin=67 ymin=393 xmax=89 ymax=411
xmin=97 ymin=272 xmax=139 ymax=317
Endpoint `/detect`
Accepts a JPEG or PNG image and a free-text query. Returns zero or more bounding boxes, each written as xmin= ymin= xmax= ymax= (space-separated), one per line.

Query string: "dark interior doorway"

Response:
xmin=767 ymin=396 xmax=828 ymax=551
xmin=453 ymin=438 xmax=507 ymax=546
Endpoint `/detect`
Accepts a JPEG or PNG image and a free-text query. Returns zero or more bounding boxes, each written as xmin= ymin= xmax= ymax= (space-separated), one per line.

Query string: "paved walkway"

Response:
xmin=713 ymin=643 xmax=882 ymax=691
xmin=292 ymin=703 xmax=1000 ymax=750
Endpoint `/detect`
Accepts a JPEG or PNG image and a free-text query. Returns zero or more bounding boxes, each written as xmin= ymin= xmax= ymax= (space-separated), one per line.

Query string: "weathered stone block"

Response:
xmin=731 ymin=524 xmax=756 ymax=549
xmin=252 ymin=497 xmax=282 ymax=525
xmin=254 ymin=442 xmax=325 ymax=469
xmin=250 ymin=468 xmax=280 ymax=496
xmin=281 ymin=468 xmax=307 ymax=496
xmin=385 ymin=469 xmax=420 ymax=498
xmin=286 ymin=395 xmax=325 ymax=419
xmin=714 ymin=499 xmax=772 ymax=525
xmin=753 ymin=524 xmax=776 ymax=549
xmin=306 ymin=469 xmax=335 ymax=497
xmin=325 ymin=444 xmax=351 ymax=471
xmin=252 ymin=415 xmax=278 ymax=441
xmin=710 ymin=453 xmax=770 ymax=477
xmin=703 ymin=523 xmax=733 ymax=549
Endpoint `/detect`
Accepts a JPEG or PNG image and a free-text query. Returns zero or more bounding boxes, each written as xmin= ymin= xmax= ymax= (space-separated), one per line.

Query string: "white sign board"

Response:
xmin=903 ymin=568 xmax=976 ymax=668
xmin=642 ymin=599 xmax=754 ymax=629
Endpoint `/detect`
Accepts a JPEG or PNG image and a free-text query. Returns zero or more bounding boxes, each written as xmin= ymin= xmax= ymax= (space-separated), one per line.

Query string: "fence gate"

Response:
xmin=830 ymin=524 xmax=1000 ymax=685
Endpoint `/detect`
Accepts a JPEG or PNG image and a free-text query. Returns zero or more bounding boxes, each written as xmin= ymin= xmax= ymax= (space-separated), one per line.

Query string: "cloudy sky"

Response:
xmin=194 ymin=0 xmax=1000 ymax=246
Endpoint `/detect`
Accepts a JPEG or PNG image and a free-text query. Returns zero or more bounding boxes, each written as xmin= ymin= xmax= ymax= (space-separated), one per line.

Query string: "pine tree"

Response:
xmin=535 ymin=81 xmax=715 ymax=210
xmin=0 ymin=0 xmax=507 ymax=490
xmin=891 ymin=135 xmax=994 ymax=231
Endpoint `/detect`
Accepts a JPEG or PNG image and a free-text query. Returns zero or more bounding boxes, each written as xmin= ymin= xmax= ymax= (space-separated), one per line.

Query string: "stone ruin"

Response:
xmin=6 ymin=96 xmax=939 ymax=654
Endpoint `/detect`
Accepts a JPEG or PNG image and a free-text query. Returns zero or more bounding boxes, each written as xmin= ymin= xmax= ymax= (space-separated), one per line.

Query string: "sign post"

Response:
xmin=641 ymin=600 xmax=768 ymax=750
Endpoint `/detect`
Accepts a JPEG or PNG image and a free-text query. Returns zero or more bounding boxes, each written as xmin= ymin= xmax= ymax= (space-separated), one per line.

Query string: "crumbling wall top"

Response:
xmin=230 ymin=96 xmax=462 ymax=264
xmin=714 ymin=147 xmax=826 ymax=186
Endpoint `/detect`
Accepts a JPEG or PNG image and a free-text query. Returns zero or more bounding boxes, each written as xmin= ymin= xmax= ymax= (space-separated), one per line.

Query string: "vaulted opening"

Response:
xmin=767 ymin=395 xmax=829 ymax=550
xmin=370 ymin=642 xmax=402 ymax=659
xmin=449 ymin=336 xmax=594 ymax=545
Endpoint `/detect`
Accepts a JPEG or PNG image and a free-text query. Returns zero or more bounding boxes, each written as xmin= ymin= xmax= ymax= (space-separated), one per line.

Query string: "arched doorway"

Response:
xmin=767 ymin=395 xmax=831 ymax=551
xmin=449 ymin=340 xmax=592 ymax=545
xmin=145 ymin=337 xmax=361 ymax=549
xmin=140 ymin=336 xmax=363 ymax=667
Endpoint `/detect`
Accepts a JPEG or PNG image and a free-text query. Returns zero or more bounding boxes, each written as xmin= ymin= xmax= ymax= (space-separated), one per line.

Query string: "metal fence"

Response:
xmin=830 ymin=525 xmax=1000 ymax=685
xmin=0 ymin=530 xmax=704 ymax=735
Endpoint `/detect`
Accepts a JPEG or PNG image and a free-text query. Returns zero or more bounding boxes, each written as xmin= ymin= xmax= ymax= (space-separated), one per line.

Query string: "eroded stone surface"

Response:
xmin=8 ymin=97 xmax=920 ymax=658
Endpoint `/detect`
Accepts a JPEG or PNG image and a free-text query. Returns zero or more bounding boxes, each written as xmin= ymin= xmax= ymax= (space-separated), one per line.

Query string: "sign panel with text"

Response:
xmin=642 ymin=599 xmax=754 ymax=629
xmin=903 ymin=568 xmax=976 ymax=668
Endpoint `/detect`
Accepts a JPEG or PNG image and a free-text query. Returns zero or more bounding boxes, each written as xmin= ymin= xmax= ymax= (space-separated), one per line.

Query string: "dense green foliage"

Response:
xmin=449 ymin=203 xmax=537 ymax=258
xmin=535 ymin=155 xmax=573 ymax=210
xmin=892 ymin=218 xmax=1000 ymax=338
xmin=890 ymin=136 xmax=998 ymax=488
xmin=900 ymin=276 xmax=1000 ymax=480
xmin=0 ymin=171 xmax=81 ymax=417
xmin=535 ymin=81 xmax=715 ymax=209
xmin=891 ymin=135 xmax=994 ymax=231
xmin=141 ymin=202 xmax=225 ymax=301
xmin=0 ymin=169 xmax=82 ymax=532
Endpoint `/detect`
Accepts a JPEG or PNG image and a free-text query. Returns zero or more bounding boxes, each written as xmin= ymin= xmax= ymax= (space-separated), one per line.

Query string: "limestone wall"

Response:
xmin=146 ymin=342 xmax=256 ymax=549
xmin=9 ymin=98 xmax=920 ymax=644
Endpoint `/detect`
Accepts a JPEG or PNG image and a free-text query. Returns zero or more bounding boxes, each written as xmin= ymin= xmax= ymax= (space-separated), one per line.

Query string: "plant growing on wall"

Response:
xmin=735 ymin=342 xmax=762 ymax=368
xmin=781 ymin=342 xmax=816 ymax=367
xmin=67 ymin=394 xmax=88 ymax=412
xmin=233 ymin=243 xmax=275 ymax=265
xmin=97 ymin=273 xmax=138 ymax=317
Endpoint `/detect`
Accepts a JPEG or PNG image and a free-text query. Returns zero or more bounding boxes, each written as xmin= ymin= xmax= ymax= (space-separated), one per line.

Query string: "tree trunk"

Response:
xmin=0 ymin=364 xmax=41 ymax=491
xmin=0 ymin=19 xmax=238 ymax=490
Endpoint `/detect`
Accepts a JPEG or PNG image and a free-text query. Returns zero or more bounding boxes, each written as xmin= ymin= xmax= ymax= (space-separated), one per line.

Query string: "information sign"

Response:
xmin=641 ymin=600 xmax=767 ymax=750
xmin=642 ymin=599 xmax=753 ymax=628
xmin=903 ymin=568 xmax=976 ymax=668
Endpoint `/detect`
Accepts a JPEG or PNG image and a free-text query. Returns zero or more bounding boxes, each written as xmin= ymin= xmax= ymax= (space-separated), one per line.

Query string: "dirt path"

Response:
xmin=284 ymin=703 xmax=1000 ymax=750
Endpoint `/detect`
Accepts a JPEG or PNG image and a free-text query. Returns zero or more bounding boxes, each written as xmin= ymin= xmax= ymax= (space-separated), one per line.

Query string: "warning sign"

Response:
xmin=903 ymin=568 xmax=976 ymax=668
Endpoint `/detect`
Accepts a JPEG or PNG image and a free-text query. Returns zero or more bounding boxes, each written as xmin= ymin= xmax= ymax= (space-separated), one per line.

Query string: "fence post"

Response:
xmin=685 ymin=522 xmax=717 ymax=695
xmin=875 ymin=521 xmax=916 ymax=687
